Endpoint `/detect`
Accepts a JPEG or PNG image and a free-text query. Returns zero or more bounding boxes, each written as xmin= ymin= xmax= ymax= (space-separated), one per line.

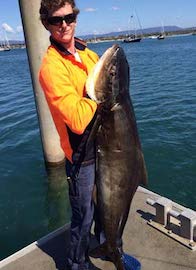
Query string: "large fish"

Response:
xmin=86 ymin=44 xmax=147 ymax=270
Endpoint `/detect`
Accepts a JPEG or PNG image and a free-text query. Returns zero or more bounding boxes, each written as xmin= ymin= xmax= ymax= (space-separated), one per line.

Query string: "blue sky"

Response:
xmin=0 ymin=0 xmax=196 ymax=40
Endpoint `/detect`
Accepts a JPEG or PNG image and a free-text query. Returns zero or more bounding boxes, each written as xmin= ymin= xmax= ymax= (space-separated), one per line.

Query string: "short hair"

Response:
xmin=39 ymin=0 xmax=80 ymax=22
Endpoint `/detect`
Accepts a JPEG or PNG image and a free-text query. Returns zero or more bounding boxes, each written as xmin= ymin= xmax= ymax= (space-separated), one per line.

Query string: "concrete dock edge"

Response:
xmin=0 ymin=187 xmax=195 ymax=270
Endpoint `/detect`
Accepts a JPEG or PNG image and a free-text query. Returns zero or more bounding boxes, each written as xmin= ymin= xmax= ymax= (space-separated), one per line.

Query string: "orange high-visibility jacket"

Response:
xmin=39 ymin=37 xmax=99 ymax=162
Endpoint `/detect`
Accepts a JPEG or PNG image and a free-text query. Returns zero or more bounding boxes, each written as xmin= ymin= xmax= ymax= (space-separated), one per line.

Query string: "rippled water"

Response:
xmin=0 ymin=35 xmax=195 ymax=259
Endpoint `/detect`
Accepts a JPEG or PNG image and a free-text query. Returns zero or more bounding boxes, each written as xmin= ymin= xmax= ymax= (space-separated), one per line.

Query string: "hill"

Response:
xmin=80 ymin=25 xmax=192 ymax=40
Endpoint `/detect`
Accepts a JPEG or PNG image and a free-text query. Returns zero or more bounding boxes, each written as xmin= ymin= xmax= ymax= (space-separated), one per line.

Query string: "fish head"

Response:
xmin=86 ymin=44 xmax=129 ymax=106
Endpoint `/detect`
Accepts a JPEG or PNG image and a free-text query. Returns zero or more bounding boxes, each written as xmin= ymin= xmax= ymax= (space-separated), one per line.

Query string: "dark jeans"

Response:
xmin=66 ymin=160 xmax=95 ymax=270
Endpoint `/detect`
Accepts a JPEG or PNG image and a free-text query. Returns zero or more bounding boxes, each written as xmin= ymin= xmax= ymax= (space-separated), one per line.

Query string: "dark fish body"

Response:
xmin=86 ymin=45 xmax=147 ymax=270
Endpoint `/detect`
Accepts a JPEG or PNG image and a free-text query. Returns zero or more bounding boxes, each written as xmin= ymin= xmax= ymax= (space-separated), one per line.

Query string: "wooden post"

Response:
xmin=18 ymin=0 xmax=65 ymax=166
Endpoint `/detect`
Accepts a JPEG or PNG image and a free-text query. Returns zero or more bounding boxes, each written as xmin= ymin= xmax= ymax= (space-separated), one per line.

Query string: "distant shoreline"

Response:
xmin=5 ymin=28 xmax=196 ymax=49
xmin=85 ymin=28 xmax=196 ymax=43
xmin=4 ymin=44 xmax=26 ymax=50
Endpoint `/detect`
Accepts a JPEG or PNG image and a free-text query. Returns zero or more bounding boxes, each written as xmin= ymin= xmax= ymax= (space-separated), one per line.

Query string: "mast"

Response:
xmin=4 ymin=29 xmax=11 ymax=50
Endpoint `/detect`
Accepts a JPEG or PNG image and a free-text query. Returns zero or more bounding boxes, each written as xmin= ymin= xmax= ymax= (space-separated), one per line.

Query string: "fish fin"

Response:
xmin=111 ymin=103 xmax=121 ymax=111
xmin=139 ymin=152 xmax=148 ymax=187
xmin=118 ymin=199 xmax=132 ymax=241
xmin=86 ymin=113 xmax=101 ymax=149
xmin=90 ymin=243 xmax=129 ymax=270
xmin=122 ymin=253 xmax=141 ymax=270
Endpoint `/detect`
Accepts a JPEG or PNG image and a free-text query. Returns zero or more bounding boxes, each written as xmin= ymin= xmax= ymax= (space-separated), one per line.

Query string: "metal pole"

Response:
xmin=18 ymin=0 xmax=65 ymax=166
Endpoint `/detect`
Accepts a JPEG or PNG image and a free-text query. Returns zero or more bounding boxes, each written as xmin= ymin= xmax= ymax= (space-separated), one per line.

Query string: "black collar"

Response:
xmin=50 ymin=36 xmax=86 ymax=55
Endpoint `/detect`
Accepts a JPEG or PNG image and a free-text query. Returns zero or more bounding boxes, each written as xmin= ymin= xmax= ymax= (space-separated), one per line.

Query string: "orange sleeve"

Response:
xmin=39 ymin=57 xmax=97 ymax=135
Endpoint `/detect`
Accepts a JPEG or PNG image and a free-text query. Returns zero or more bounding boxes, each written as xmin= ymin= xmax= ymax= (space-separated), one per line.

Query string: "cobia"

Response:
xmin=86 ymin=44 xmax=147 ymax=270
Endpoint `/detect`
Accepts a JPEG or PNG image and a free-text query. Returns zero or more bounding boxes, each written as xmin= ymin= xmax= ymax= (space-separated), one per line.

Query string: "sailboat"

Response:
xmin=192 ymin=28 xmax=196 ymax=35
xmin=123 ymin=35 xmax=141 ymax=43
xmin=123 ymin=0 xmax=143 ymax=44
xmin=0 ymin=30 xmax=11 ymax=51
xmin=0 ymin=42 xmax=11 ymax=51
xmin=123 ymin=14 xmax=142 ymax=43
xmin=0 ymin=46 xmax=4 ymax=51
xmin=157 ymin=22 xmax=165 ymax=40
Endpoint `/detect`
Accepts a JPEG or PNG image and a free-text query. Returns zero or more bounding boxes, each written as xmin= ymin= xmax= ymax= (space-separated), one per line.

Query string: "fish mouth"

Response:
xmin=86 ymin=45 xmax=120 ymax=104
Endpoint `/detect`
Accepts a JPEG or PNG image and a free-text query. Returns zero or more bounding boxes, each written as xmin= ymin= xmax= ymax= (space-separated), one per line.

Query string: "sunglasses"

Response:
xmin=47 ymin=13 xmax=77 ymax=26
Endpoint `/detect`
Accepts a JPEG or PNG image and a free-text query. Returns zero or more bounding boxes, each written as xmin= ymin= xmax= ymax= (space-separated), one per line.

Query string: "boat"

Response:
xmin=0 ymin=40 xmax=11 ymax=51
xmin=157 ymin=34 xmax=165 ymax=40
xmin=0 ymin=44 xmax=10 ymax=51
xmin=123 ymin=35 xmax=141 ymax=43
xmin=157 ymin=22 xmax=165 ymax=40
xmin=123 ymin=18 xmax=143 ymax=43
xmin=123 ymin=6 xmax=143 ymax=43
xmin=149 ymin=35 xmax=158 ymax=39
xmin=0 ymin=31 xmax=11 ymax=51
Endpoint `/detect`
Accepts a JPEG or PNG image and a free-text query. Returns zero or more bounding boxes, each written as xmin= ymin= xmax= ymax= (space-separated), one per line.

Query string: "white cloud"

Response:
xmin=112 ymin=6 xmax=119 ymax=10
xmin=2 ymin=23 xmax=15 ymax=33
xmin=16 ymin=25 xmax=23 ymax=33
xmin=84 ymin=8 xmax=97 ymax=12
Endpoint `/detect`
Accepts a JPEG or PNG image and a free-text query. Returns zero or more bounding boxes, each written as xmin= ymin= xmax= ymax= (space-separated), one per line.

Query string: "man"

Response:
xmin=39 ymin=1 xmax=100 ymax=269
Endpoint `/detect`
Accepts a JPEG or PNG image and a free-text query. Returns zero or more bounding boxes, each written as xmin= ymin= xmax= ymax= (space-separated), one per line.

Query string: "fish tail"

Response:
xmin=90 ymin=242 xmax=125 ymax=269
xmin=105 ymin=245 xmax=125 ymax=270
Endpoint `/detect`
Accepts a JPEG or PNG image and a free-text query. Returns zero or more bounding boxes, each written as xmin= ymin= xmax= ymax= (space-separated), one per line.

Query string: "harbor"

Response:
xmin=0 ymin=1 xmax=196 ymax=267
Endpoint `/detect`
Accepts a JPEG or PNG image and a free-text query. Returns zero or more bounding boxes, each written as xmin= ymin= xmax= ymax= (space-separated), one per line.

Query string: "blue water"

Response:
xmin=0 ymin=35 xmax=195 ymax=260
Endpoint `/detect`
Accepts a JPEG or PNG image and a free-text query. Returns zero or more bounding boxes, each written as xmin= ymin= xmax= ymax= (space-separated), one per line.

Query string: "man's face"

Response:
xmin=45 ymin=3 xmax=77 ymax=45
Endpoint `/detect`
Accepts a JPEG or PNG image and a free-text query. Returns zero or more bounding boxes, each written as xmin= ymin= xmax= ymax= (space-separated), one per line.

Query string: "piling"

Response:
xmin=18 ymin=0 xmax=65 ymax=165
